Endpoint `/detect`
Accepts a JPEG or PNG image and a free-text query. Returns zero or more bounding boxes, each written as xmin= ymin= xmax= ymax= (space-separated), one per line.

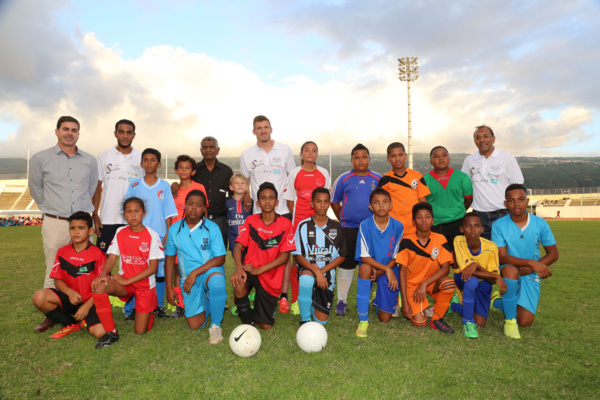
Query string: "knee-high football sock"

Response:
xmin=298 ymin=275 xmax=315 ymax=322
xmin=356 ymin=277 xmax=371 ymax=322
xmin=92 ymin=292 xmax=116 ymax=332
xmin=207 ymin=274 xmax=227 ymax=326
xmin=431 ymin=280 xmax=456 ymax=321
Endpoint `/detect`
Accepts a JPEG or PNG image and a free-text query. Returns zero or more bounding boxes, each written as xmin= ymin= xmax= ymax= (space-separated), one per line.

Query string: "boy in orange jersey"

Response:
xmin=396 ymin=202 xmax=456 ymax=333
xmin=377 ymin=142 xmax=430 ymax=235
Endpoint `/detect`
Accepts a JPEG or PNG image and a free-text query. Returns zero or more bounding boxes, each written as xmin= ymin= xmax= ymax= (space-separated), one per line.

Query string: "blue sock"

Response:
xmin=500 ymin=278 xmax=519 ymax=320
xmin=311 ymin=309 xmax=328 ymax=325
xmin=124 ymin=297 xmax=135 ymax=316
xmin=461 ymin=277 xmax=478 ymax=324
xmin=451 ymin=302 xmax=463 ymax=316
xmin=156 ymin=280 xmax=166 ymax=307
xmin=356 ymin=278 xmax=371 ymax=322
xmin=299 ymin=275 xmax=315 ymax=322
xmin=207 ymin=274 xmax=227 ymax=327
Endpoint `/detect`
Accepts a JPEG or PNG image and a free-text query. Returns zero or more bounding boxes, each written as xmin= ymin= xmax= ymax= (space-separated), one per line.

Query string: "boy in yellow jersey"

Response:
xmin=377 ymin=142 xmax=430 ymax=235
xmin=452 ymin=212 xmax=507 ymax=338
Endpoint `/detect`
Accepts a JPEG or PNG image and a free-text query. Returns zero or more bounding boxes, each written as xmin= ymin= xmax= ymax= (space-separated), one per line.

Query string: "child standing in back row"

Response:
xmin=225 ymin=174 xmax=252 ymax=255
xmin=280 ymin=141 xmax=331 ymax=314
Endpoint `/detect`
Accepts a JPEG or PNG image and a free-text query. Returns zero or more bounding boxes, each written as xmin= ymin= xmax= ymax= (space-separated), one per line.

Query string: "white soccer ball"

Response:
xmin=229 ymin=324 xmax=261 ymax=358
xmin=296 ymin=321 xmax=328 ymax=353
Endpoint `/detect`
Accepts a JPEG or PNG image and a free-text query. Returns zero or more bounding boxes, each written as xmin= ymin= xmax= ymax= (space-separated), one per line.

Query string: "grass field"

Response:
xmin=1 ymin=221 xmax=599 ymax=399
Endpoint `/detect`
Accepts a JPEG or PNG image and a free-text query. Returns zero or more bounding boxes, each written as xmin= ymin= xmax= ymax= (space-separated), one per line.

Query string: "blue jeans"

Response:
xmin=475 ymin=209 xmax=508 ymax=240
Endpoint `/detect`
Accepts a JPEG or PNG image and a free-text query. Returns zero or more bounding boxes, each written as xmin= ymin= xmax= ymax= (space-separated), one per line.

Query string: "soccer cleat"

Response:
xmin=51 ymin=323 xmax=81 ymax=339
xmin=491 ymin=291 xmax=501 ymax=311
xmin=336 ymin=300 xmax=347 ymax=316
xmin=370 ymin=289 xmax=377 ymax=309
xmin=208 ymin=324 xmax=224 ymax=345
xmin=355 ymin=321 xmax=369 ymax=338
xmin=79 ymin=320 xmax=88 ymax=329
xmin=171 ymin=306 xmax=185 ymax=319
xmin=230 ymin=305 xmax=238 ymax=316
xmin=425 ymin=305 xmax=435 ymax=318
xmin=391 ymin=304 xmax=400 ymax=318
xmin=504 ymin=319 xmax=521 ymax=339
xmin=299 ymin=320 xmax=309 ymax=326
xmin=463 ymin=322 xmax=479 ymax=339
xmin=431 ymin=318 xmax=455 ymax=334
xmin=447 ymin=294 xmax=460 ymax=315
xmin=124 ymin=310 xmax=136 ymax=321
xmin=278 ymin=296 xmax=290 ymax=313
xmin=153 ymin=306 xmax=169 ymax=318
xmin=290 ymin=301 xmax=300 ymax=315
xmin=95 ymin=331 xmax=119 ymax=349
xmin=248 ymin=292 xmax=256 ymax=302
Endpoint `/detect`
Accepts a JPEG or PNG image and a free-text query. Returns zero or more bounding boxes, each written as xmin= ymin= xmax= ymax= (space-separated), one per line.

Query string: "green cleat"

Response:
xmin=504 ymin=319 xmax=521 ymax=339
xmin=290 ymin=301 xmax=300 ymax=315
xmin=355 ymin=321 xmax=369 ymax=338
xmin=491 ymin=291 xmax=501 ymax=311
xmin=447 ymin=294 xmax=460 ymax=315
xmin=463 ymin=322 xmax=479 ymax=339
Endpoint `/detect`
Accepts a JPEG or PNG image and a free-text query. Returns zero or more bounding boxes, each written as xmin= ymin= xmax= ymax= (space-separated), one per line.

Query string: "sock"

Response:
xmin=290 ymin=267 xmax=299 ymax=303
xmin=356 ymin=277 xmax=371 ymax=322
xmin=147 ymin=313 xmax=155 ymax=332
xmin=207 ymin=274 xmax=227 ymax=327
xmin=431 ymin=280 xmax=456 ymax=321
xmin=173 ymin=286 xmax=185 ymax=308
xmin=461 ymin=277 xmax=479 ymax=324
xmin=311 ymin=309 xmax=328 ymax=325
xmin=156 ymin=277 xmax=166 ymax=308
xmin=493 ymin=298 xmax=504 ymax=312
xmin=337 ymin=268 xmax=354 ymax=303
xmin=501 ymin=278 xmax=519 ymax=320
xmin=45 ymin=307 xmax=76 ymax=327
xmin=298 ymin=275 xmax=315 ymax=322
xmin=235 ymin=294 xmax=255 ymax=325
xmin=123 ymin=296 xmax=135 ymax=316
xmin=451 ymin=302 xmax=464 ymax=316
xmin=92 ymin=292 xmax=116 ymax=332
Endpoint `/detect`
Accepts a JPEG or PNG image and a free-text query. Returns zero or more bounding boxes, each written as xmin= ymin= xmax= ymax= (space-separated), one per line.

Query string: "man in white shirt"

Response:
xmin=240 ymin=115 xmax=296 ymax=217
xmin=462 ymin=125 xmax=524 ymax=240
xmin=92 ymin=119 xmax=144 ymax=251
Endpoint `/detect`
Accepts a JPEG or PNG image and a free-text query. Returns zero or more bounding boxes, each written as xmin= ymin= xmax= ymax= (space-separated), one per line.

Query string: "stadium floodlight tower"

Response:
xmin=398 ymin=57 xmax=419 ymax=169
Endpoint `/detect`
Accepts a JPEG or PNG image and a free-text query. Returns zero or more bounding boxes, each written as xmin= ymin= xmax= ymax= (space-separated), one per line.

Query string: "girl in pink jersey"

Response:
xmin=92 ymin=197 xmax=164 ymax=334
xmin=280 ymin=141 xmax=331 ymax=311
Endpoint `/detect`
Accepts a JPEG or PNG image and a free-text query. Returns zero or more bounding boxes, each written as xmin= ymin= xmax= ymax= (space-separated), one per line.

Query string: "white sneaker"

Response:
xmin=391 ymin=304 xmax=400 ymax=318
xmin=424 ymin=306 xmax=435 ymax=318
xmin=208 ymin=324 xmax=224 ymax=345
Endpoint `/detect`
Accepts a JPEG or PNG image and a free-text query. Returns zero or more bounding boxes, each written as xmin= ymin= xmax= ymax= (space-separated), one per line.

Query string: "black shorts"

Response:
xmin=339 ymin=227 xmax=359 ymax=269
xmin=50 ymin=289 xmax=101 ymax=327
xmin=245 ymin=274 xmax=278 ymax=326
xmin=297 ymin=267 xmax=334 ymax=315
xmin=431 ymin=219 xmax=462 ymax=252
xmin=96 ymin=224 xmax=125 ymax=253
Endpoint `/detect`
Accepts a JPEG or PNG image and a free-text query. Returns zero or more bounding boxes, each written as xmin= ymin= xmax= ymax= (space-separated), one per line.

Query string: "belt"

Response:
xmin=475 ymin=209 xmax=507 ymax=215
xmin=44 ymin=213 xmax=69 ymax=221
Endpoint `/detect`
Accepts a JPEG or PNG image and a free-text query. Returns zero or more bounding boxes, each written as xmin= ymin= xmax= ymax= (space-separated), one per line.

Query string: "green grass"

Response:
xmin=1 ymin=221 xmax=599 ymax=399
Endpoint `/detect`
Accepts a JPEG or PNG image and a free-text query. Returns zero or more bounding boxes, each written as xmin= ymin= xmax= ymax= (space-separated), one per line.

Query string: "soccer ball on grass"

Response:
xmin=296 ymin=321 xmax=328 ymax=353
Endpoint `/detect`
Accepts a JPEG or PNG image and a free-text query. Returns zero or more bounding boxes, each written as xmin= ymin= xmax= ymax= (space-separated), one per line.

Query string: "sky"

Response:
xmin=0 ymin=0 xmax=599 ymax=160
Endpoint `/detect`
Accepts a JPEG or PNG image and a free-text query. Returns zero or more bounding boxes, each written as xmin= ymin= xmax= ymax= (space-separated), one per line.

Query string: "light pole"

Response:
xmin=398 ymin=57 xmax=419 ymax=169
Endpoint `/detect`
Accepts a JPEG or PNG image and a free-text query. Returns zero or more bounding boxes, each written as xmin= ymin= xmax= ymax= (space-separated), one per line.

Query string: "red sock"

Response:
xmin=174 ymin=286 xmax=185 ymax=308
xmin=290 ymin=267 xmax=299 ymax=303
xmin=92 ymin=293 xmax=115 ymax=332
xmin=147 ymin=313 xmax=155 ymax=332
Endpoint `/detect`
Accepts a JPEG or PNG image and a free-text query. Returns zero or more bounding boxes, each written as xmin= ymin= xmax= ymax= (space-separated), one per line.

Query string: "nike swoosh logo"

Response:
xmin=234 ymin=329 xmax=248 ymax=342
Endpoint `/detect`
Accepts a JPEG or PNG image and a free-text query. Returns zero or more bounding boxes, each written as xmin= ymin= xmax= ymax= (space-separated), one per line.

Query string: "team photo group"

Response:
xmin=28 ymin=114 xmax=559 ymax=350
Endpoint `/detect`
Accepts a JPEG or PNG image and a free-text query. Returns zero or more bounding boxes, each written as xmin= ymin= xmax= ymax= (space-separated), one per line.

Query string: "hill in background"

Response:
xmin=2 ymin=155 xmax=599 ymax=190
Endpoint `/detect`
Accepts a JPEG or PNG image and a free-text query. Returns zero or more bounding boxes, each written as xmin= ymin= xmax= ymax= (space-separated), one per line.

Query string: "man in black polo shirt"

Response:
xmin=191 ymin=136 xmax=233 ymax=246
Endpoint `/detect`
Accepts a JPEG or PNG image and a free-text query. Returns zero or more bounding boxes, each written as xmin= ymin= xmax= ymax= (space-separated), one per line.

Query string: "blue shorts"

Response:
xmin=517 ymin=273 xmax=541 ymax=315
xmin=454 ymin=274 xmax=493 ymax=321
xmin=182 ymin=266 xmax=225 ymax=325
xmin=373 ymin=265 xmax=400 ymax=314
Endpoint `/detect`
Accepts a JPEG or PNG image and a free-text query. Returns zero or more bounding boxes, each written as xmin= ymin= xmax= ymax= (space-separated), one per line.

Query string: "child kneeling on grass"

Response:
xmin=396 ymin=202 xmax=456 ymax=333
xmin=32 ymin=212 xmax=118 ymax=349
xmin=491 ymin=184 xmax=559 ymax=339
xmin=451 ymin=212 xmax=507 ymax=339
xmin=91 ymin=197 xmax=163 ymax=335
xmin=231 ymin=182 xmax=296 ymax=330
xmin=292 ymin=187 xmax=347 ymax=326
xmin=165 ymin=190 xmax=227 ymax=345
xmin=355 ymin=188 xmax=404 ymax=338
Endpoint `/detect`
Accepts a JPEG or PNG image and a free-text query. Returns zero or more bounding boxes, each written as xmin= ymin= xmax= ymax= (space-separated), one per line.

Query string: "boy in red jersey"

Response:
xmin=32 ymin=212 xmax=118 ymax=348
xmin=231 ymin=182 xmax=296 ymax=329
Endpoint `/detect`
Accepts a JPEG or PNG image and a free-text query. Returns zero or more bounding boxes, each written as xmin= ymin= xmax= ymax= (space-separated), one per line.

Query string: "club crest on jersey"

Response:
xmin=328 ymin=229 xmax=338 ymax=240
xmin=158 ymin=190 xmax=165 ymax=199
xmin=431 ymin=247 xmax=439 ymax=259
xmin=267 ymin=238 xmax=278 ymax=247
xmin=78 ymin=266 xmax=89 ymax=274
xmin=105 ymin=164 xmax=114 ymax=174
xmin=201 ymin=238 xmax=209 ymax=250
xmin=411 ymin=179 xmax=418 ymax=189
xmin=139 ymin=242 xmax=149 ymax=252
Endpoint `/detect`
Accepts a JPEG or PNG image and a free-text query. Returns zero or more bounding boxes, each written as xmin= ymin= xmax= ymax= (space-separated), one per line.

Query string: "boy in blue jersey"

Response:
xmin=293 ymin=187 xmax=348 ymax=325
xmin=492 ymin=184 xmax=559 ymax=339
xmin=165 ymin=190 xmax=227 ymax=344
xmin=125 ymin=148 xmax=178 ymax=318
xmin=331 ymin=143 xmax=381 ymax=316
xmin=355 ymin=188 xmax=404 ymax=337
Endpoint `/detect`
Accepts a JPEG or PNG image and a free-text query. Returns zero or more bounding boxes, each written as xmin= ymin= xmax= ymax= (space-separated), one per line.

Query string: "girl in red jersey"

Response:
xmin=92 ymin=197 xmax=164 ymax=334
xmin=279 ymin=141 xmax=331 ymax=313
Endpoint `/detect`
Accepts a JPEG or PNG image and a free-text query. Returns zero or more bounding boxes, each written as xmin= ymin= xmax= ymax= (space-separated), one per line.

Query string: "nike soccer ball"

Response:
xmin=296 ymin=322 xmax=328 ymax=353
xmin=229 ymin=324 xmax=261 ymax=358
